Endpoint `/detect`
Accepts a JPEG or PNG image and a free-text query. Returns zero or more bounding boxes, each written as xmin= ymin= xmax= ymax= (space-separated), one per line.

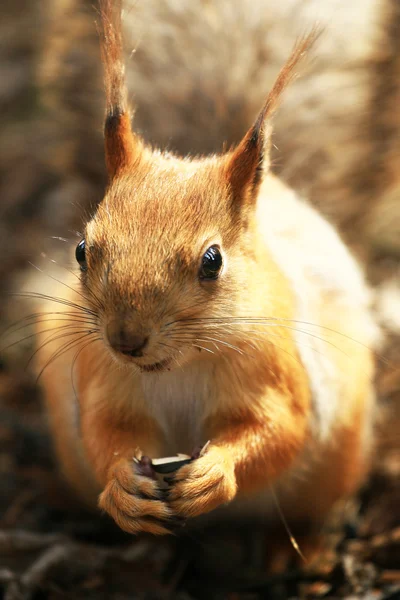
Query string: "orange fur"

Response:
xmin=36 ymin=0 xmax=377 ymax=541
xmin=104 ymin=112 xmax=141 ymax=178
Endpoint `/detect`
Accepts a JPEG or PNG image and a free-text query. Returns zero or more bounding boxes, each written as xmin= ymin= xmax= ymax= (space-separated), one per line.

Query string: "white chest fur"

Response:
xmin=139 ymin=361 xmax=215 ymax=456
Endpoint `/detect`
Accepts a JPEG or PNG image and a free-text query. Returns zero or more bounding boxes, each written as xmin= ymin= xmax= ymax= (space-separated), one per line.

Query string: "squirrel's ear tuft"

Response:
xmin=224 ymin=31 xmax=318 ymax=206
xmin=97 ymin=0 xmax=142 ymax=179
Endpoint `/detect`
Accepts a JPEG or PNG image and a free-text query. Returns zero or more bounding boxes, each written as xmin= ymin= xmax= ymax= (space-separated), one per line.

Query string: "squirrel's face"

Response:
xmin=75 ymin=26 xmax=307 ymax=373
xmin=81 ymin=22 xmax=314 ymax=372
xmin=76 ymin=152 xmax=263 ymax=373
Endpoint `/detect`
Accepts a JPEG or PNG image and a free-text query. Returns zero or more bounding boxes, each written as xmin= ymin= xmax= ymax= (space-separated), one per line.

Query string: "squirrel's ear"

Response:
xmin=224 ymin=32 xmax=317 ymax=206
xmin=224 ymin=109 xmax=273 ymax=205
xmin=98 ymin=0 xmax=143 ymax=179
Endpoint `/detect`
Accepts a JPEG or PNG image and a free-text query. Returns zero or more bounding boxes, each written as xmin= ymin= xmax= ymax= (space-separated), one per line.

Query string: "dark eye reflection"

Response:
xmin=199 ymin=245 xmax=223 ymax=280
xmin=75 ymin=239 xmax=87 ymax=271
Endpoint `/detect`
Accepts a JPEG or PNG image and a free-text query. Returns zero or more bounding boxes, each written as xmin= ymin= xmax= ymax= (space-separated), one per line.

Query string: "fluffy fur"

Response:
xmin=36 ymin=0 xmax=379 ymax=547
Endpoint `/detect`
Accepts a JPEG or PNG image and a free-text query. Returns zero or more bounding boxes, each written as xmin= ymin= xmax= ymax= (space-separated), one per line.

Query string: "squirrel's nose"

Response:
xmin=106 ymin=321 xmax=149 ymax=357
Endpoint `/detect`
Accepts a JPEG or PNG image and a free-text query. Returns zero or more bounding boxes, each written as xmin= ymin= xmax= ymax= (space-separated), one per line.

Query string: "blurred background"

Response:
xmin=0 ymin=0 xmax=399 ymax=598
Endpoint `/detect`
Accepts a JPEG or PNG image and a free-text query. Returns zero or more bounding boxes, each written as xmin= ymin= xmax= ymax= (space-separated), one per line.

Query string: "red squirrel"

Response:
xmin=37 ymin=0 xmax=379 ymax=540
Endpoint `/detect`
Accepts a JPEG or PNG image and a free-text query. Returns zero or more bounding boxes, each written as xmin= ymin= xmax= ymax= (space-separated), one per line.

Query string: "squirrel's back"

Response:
xmin=258 ymin=175 xmax=380 ymax=442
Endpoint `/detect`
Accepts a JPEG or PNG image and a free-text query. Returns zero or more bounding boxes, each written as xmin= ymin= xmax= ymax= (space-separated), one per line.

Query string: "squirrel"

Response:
xmin=36 ymin=0 xmax=380 ymax=541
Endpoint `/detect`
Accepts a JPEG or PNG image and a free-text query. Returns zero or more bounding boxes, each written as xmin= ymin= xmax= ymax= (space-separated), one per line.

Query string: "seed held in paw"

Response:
xmin=151 ymin=454 xmax=192 ymax=474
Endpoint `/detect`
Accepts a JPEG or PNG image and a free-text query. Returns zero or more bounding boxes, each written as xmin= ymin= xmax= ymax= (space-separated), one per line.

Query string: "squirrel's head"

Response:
xmin=77 ymin=1 xmax=315 ymax=372
xmin=78 ymin=130 xmax=271 ymax=372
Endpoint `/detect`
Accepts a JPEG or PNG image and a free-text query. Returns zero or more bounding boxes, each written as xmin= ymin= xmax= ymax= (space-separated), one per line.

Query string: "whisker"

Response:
xmin=167 ymin=331 xmax=304 ymax=369
xmin=27 ymin=327 xmax=99 ymax=370
xmin=36 ymin=331 xmax=97 ymax=383
xmin=170 ymin=333 xmax=250 ymax=358
xmin=0 ymin=310 xmax=84 ymax=338
xmin=41 ymin=254 xmax=108 ymax=314
xmin=164 ymin=334 xmax=218 ymax=353
xmin=70 ymin=337 xmax=102 ymax=400
xmin=173 ymin=316 xmax=385 ymax=361
xmin=157 ymin=341 xmax=183 ymax=355
xmin=39 ymin=255 xmax=81 ymax=283
xmin=239 ymin=329 xmax=342 ymax=362
xmin=198 ymin=336 xmax=246 ymax=356
xmin=169 ymin=319 xmax=366 ymax=364
xmin=161 ymin=299 xmax=214 ymax=328
xmin=192 ymin=344 xmax=215 ymax=354
xmin=270 ymin=487 xmax=306 ymax=563
xmin=0 ymin=324 xmax=95 ymax=355
xmin=27 ymin=261 xmax=104 ymax=312
xmin=1 ymin=316 xmax=98 ymax=342
xmin=49 ymin=236 xmax=69 ymax=243
xmin=9 ymin=292 xmax=97 ymax=317
xmin=262 ymin=323 xmax=352 ymax=360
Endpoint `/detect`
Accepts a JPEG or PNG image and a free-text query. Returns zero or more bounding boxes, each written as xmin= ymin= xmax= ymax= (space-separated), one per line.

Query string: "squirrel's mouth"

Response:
xmin=106 ymin=344 xmax=174 ymax=372
xmin=139 ymin=357 xmax=173 ymax=373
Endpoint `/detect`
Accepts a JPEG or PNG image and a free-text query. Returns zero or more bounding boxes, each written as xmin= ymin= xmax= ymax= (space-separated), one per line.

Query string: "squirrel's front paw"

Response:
xmin=99 ymin=457 xmax=173 ymax=535
xmin=167 ymin=446 xmax=237 ymax=518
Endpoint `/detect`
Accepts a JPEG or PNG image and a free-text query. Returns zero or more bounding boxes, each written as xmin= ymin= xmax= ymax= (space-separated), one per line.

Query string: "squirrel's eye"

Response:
xmin=75 ymin=239 xmax=87 ymax=271
xmin=199 ymin=245 xmax=223 ymax=280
